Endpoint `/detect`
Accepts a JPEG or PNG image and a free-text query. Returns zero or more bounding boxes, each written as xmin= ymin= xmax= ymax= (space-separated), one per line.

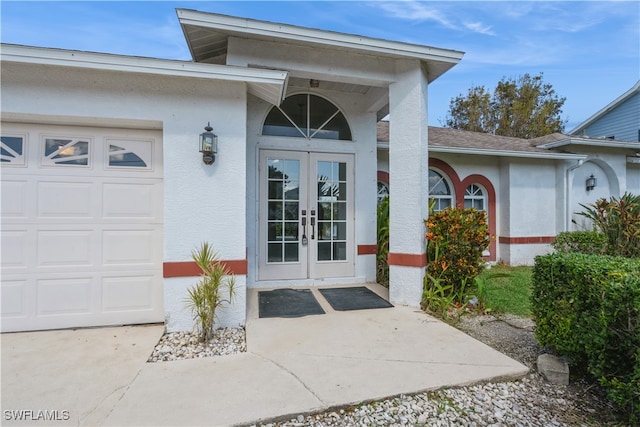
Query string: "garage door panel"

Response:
xmin=37 ymin=277 xmax=94 ymax=315
xmin=1 ymin=179 xmax=29 ymax=218
xmin=103 ymin=182 xmax=158 ymax=219
xmin=102 ymin=275 xmax=156 ymax=312
xmin=36 ymin=230 xmax=94 ymax=267
xmin=37 ymin=181 xmax=94 ymax=218
xmin=1 ymin=230 xmax=30 ymax=270
xmin=1 ymin=280 xmax=28 ymax=318
xmin=102 ymin=229 xmax=158 ymax=266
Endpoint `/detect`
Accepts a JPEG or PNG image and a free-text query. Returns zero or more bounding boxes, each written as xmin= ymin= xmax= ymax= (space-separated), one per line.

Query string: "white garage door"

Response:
xmin=1 ymin=122 xmax=164 ymax=332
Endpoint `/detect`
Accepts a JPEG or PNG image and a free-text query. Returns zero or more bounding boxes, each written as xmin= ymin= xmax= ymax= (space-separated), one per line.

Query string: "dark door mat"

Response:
xmin=318 ymin=286 xmax=394 ymax=311
xmin=258 ymin=289 xmax=325 ymax=318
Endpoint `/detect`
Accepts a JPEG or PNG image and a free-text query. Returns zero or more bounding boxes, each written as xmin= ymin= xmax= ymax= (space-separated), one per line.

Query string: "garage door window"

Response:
xmin=43 ymin=138 xmax=90 ymax=166
xmin=107 ymin=139 xmax=152 ymax=169
xmin=1 ymin=135 xmax=25 ymax=165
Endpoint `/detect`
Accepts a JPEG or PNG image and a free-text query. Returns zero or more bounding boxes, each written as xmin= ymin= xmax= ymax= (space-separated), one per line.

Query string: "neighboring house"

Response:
xmin=376 ymin=123 xmax=640 ymax=264
xmin=0 ymin=10 xmax=463 ymax=333
xmin=570 ymin=80 xmax=640 ymax=142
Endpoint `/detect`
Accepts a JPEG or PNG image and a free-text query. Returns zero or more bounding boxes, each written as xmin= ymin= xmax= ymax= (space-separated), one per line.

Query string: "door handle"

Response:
xmin=310 ymin=210 xmax=316 ymax=240
xmin=301 ymin=210 xmax=308 ymax=245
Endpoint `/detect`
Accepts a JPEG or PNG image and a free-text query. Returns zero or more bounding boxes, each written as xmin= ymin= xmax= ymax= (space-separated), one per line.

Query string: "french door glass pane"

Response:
xmin=315 ymin=160 xmax=347 ymax=262
xmin=318 ymin=242 xmax=332 ymax=261
xmin=267 ymin=157 xmax=300 ymax=264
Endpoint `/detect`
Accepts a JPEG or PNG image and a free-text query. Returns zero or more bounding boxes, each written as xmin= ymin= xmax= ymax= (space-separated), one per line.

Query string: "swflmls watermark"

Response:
xmin=4 ymin=409 xmax=70 ymax=422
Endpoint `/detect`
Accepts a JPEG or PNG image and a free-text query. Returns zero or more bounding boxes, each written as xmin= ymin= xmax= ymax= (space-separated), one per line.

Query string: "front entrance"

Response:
xmin=258 ymin=150 xmax=354 ymax=281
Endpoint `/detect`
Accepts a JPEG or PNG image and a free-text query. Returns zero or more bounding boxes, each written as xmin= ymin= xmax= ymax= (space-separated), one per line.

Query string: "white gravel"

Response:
xmin=147 ymin=326 xmax=246 ymax=362
xmin=253 ymin=374 xmax=585 ymax=427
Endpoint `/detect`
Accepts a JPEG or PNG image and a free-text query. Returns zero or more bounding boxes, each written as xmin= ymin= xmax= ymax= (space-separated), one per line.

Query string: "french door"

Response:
xmin=258 ymin=150 xmax=354 ymax=281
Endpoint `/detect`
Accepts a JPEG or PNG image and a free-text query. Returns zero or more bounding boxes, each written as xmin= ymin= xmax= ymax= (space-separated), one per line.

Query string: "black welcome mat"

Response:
xmin=319 ymin=286 xmax=394 ymax=311
xmin=258 ymin=289 xmax=325 ymax=318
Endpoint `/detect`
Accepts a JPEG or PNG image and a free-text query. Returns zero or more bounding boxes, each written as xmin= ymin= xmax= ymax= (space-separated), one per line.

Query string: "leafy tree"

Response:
xmin=445 ymin=73 xmax=567 ymax=138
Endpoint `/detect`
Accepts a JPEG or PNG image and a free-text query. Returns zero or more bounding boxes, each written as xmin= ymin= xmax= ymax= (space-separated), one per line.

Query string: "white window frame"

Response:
xmin=464 ymin=184 xmax=486 ymax=212
xmin=428 ymin=168 xmax=454 ymax=212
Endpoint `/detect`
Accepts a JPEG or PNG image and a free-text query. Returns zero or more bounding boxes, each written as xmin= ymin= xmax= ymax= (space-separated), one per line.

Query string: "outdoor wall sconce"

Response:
xmin=586 ymin=174 xmax=597 ymax=191
xmin=199 ymin=122 xmax=218 ymax=165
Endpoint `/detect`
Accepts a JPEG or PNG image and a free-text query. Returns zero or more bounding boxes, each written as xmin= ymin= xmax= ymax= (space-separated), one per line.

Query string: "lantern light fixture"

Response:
xmin=199 ymin=122 xmax=218 ymax=165
xmin=586 ymin=174 xmax=597 ymax=191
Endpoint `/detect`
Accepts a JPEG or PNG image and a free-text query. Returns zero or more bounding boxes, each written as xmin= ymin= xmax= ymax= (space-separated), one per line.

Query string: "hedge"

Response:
xmin=551 ymin=230 xmax=606 ymax=255
xmin=532 ymin=252 xmax=640 ymax=422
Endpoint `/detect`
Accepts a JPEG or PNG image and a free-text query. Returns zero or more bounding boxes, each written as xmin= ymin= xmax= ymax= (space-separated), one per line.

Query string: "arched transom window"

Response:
xmin=464 ymin=184 xmax=486 ymax=211
xmin=428 ymin=169 xmax=454 ymax=211
xmin=262 ymin=94 xmax=352 ymax=140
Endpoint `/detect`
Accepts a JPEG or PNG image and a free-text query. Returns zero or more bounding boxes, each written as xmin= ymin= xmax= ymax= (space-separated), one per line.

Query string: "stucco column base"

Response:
xmin=389 ymin=265 xmax=424 ymax=308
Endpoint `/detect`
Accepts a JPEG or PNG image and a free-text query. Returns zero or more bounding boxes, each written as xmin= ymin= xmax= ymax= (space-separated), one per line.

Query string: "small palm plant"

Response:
xmin=185 ymin=242 xmax=236 ymax=343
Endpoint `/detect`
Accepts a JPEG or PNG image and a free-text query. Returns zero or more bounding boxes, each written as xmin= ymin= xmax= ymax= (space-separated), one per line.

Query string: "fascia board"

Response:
xmin=177 ymin=9 xmax=464 ymax=64
xmin=377 ymin=142 xmax=587 ymax=160
xmin=1 ymin=44 xmax=288 ymax=104
xmin=537 ymin=138 xmax=640 ymax=150
xmin=430 ymin=146 xmax=587 ymax=160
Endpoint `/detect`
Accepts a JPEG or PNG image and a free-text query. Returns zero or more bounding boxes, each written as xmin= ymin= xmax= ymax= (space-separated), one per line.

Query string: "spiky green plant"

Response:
xmin=376 ymin=196 xmax=390 ymax=286
xmin=185 ymin=242 xmax=236 ymax=343
xmin=578 ymin=192 xmax=640 ymax=258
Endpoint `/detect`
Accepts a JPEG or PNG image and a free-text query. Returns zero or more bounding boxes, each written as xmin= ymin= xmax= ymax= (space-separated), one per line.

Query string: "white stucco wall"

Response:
xmin=1 ymin=62 xmax=249 ymax=331
xmin=505 ymin=161 xmax=558 ymax=237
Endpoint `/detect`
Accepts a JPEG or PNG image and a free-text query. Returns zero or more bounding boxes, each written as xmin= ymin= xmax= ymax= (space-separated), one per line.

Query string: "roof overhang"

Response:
xmin=1 ymin=44 xmax=288 ymax=106
xmin=537 ymin=137 xmax=640 ymax=150
xmin=177 ymin=9 xmax=464 ymax=83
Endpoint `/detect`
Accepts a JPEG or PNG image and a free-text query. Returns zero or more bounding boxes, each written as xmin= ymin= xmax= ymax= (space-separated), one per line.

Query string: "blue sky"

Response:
xmin=2 ymin=1 xmax=638 ymax=131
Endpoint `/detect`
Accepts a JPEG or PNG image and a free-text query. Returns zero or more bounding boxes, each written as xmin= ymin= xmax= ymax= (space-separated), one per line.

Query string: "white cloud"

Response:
xmin=375 ymin=0 xmax=499 ymax=36
xmin=464 ymin=21 xmax=495 ymax=36
xmin=375 ymin=0 xmax=457 ymax=29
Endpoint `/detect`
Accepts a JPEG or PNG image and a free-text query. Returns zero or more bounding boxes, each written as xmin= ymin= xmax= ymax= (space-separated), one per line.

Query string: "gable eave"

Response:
xmin=177 ymin=9 xmax=464 ymax=83
xmin=569 ymin=80 xmax=640 ymax=135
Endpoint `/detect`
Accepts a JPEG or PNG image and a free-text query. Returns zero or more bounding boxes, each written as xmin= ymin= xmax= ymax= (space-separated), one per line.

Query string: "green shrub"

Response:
xmin=185 ymin=242 xmax=237 ymax=343
xmin=552 ymin=231 xmax=606 ymax=255
xmin=577 ymin=192 xmax=640 ymax=258
xmin=532 ymin=252 xmax=640 ymax=422
xmin=376 ymin=196 xmax=389 ymax=287
xmin=424 ymin=207 xmax=489 ymax=306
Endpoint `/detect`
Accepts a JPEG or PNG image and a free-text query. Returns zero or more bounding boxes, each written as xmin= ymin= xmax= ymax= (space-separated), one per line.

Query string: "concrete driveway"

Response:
xmin=1 ymin=324 xmax=164 ymax=426
xmin=1 ymin=286 xmax=528 ymax=426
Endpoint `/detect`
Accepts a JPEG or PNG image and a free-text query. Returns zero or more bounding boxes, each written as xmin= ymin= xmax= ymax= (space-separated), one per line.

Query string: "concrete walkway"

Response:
xmin=1 ymin=285 xmax=528 ymax=426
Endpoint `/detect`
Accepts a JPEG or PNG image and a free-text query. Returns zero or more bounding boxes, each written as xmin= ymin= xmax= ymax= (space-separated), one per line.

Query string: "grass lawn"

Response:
xmin=476 ymin=265 xmax=533 ymax=317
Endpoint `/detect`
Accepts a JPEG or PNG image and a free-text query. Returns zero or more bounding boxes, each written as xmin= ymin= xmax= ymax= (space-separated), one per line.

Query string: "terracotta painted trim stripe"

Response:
xmin=388 ymin=252 xmax=427 ymax=267
xmin=357 ymin=244 xmax=378 ymax=255
xmin=163 ymin=260 xmax=248 ymax=278
xmin=498 ymin=236 xmax=556 ymax=244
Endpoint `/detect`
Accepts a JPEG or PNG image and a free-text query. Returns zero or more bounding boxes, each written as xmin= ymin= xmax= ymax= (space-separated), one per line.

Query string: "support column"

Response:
xmin=388 ymin=59 xmax=429 ymax=307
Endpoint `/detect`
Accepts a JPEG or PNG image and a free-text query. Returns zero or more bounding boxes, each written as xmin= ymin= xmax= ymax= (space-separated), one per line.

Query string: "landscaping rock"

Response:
xmin=537 ymin=353 xmax=570 ymax=385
